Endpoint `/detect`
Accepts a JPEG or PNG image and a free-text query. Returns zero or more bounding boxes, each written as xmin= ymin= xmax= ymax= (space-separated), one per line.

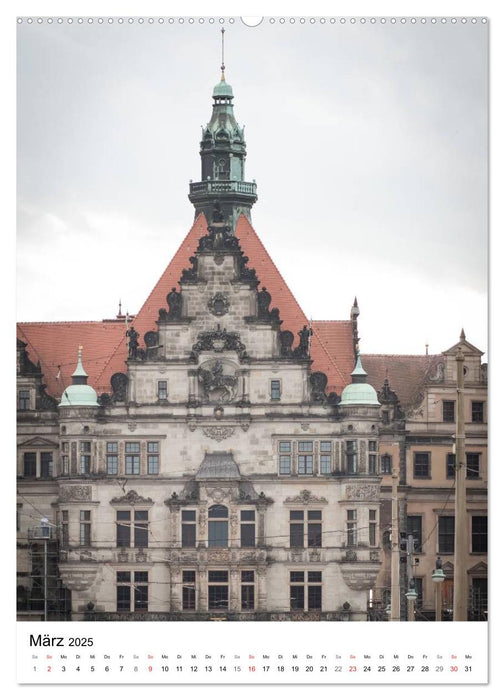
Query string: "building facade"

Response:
xmin=16 ymin=69 xmax=487 ymax=623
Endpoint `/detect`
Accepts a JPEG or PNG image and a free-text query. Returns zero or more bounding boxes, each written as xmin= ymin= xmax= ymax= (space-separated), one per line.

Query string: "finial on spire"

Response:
xmin=460 ymin=328 xmax=466 ymax=341
xmin=220 ymin=28 xmax=226 ymax=80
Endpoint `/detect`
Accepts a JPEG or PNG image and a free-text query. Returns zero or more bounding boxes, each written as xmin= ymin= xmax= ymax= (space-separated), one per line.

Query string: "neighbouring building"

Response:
xmin=16 ymin=66 xmax=487 ymax=622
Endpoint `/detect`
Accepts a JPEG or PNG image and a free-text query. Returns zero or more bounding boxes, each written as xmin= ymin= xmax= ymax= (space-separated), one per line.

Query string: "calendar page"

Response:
xmin=12 ymin=0 xmax=492 ymax=691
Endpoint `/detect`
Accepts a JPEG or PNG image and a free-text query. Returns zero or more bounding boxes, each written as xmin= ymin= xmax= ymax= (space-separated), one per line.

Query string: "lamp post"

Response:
xmin=432 ymin=556 xmax=446 ymax=622
xmin=405 ymin=579 xmax=417 ymax=621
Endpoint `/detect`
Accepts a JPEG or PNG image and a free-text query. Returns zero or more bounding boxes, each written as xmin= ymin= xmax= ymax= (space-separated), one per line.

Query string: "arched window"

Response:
xmin=208 ymin=504 xmax=228 ymax=548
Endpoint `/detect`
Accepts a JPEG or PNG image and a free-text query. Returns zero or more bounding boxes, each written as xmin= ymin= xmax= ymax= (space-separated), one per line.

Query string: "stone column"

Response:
xmin=257 ymin=566 xmax=267 ymax=612
xmin=257 ymin=503 xmax=267 ymax=547
xmin=230 ymin=568 xmax=240 ymax=612
xmin=240 ymin=370 xmax=250 ymax=403
xmin=170 ymin=566 xmax=180 ymax=612
xmin=188 ymin=370 xmax=198 ymax=404
xmin=197 ymin=565 xmax=207 ymax=612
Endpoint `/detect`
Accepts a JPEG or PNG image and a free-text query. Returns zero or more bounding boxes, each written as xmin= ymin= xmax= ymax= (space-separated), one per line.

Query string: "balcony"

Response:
xmin=189 ymin=180 xmax=257 ymax=196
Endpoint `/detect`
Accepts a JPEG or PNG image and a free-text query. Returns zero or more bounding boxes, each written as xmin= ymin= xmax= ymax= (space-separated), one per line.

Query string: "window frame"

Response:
xmin=289 ymin=510 xmax=322 ymax=548
xmin=79 ymin=510 xmax=91 ymax=547
xmin=442 ymin=400 xmax=455 ymax=422
xmin=413 ymin=452 xmax=431 ymax=479
xmin=438 ymin=515 xmax=455 ymax=554
xmin=471 ymin=515 xmax=487 ymax=553
xmin=240 ymin=510 xmax=256 ymax=548
xmin=208 ymin=504 xmax=229 ymax=548
xmin=18 ymin=389 xmax=31 ymax=410
xmin=270 ymin=379 xmax=281 ymax=401
xmin=158 ymin=380 xmax=168 ymax=401
xmin=471 ymin=401 xmax=484 ymax=423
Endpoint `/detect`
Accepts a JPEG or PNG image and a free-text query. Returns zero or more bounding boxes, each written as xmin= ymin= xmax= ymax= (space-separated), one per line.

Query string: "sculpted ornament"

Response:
xmin=202 ymin=426 xmax=236 ymax=442
xmin=59 ymin=485 xmax=92 ymax=502
xmin=345 ymin=484 xmax=380 ymax=501
xmin=198 ymin=360 xmax=238 ymax=403
xmin=208 ymin=292 xmax=230 ymax=317
xmin=284 ymin=489 xmax=328 ymax=505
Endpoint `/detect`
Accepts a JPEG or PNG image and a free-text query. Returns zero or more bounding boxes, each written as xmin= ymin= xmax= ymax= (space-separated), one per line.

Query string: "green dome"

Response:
xmin=339 ymin=353 xmax=380 ymax=406
xmin=340 ymin=382 xmax=380 ymax=406
xmin=59 ymin=346 xmax=99 ymax=407
xmin=213 ymin=75 xmax=233 ymax=98
xmin=59 ymin=383 xmax=99 ymax=407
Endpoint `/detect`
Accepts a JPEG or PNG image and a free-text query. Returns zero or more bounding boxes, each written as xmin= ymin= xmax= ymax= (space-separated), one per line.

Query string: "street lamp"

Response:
xmin=432 ymin=556 xmax=445 ymax=621
xmin=405 ymin=579 xmax=417 ymax=621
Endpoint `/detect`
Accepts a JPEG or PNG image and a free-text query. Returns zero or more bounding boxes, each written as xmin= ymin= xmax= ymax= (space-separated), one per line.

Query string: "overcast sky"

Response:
xmin=16 ymin=16 xmax=488 ymax=356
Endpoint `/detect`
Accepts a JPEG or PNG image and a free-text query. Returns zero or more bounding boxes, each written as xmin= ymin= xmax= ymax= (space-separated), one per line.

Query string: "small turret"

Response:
xmin=59 ymin=346 xmax=99 ymax=407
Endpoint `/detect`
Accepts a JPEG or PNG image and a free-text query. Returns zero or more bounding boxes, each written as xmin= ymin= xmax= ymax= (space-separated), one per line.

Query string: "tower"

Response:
xmin=188 ymin=31 xmax=257 ymax=229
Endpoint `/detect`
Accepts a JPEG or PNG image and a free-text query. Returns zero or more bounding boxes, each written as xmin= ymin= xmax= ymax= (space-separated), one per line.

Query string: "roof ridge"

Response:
xmin=312 ymin=319 xmax=352 ymax=325
xmin=310 ymin=324 xmax=348 ymax=387
xmin=362 ymin=353 xmax=442 ymax=358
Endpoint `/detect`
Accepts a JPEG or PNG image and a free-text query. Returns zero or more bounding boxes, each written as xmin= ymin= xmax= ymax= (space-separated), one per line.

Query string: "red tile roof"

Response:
xmin=362 ymin=353 xmax=443 ymax=410
xmin=17 ymin=214 xmax=356 ymax=398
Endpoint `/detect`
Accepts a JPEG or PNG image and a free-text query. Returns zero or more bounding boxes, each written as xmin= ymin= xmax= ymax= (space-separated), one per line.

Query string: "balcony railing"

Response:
xmin=189 ymin=180 xmax=257 ymax=196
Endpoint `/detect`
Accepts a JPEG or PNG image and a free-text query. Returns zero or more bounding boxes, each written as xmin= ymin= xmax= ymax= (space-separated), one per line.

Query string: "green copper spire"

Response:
xmin=340 ymin=352 xmax=380 ymax=406
xmin=59 ymin=346 xmax=99 ymax=407
xmin=188 ymin=30 xmax=257 ymax=229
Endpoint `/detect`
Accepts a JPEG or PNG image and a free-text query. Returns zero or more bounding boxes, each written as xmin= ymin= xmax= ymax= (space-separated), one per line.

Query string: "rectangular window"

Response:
xmin=290 ymin=571 xmax=305 ymax=610
xmin=158 ymin=380 xmax=168 ymax=401
xmin=466 ymin=453 xmax=480 ymax=479
xmin=368 ymin=441 xmax=378 ymax=474
xmin=438 ymin=516 xmax=455 ymax=554
xmin=289 ymin=510 xmax=304 ymax=548
xmin=290 ymin=571 xmax=322 ymax=611
xmin=381 ymin=455 xmax=392 ymax=475
xmin=61 ymin=442 xmax=69 ymax=475
xmin=346 ymin=440 xmax=357 ymax=474
xmin=290 ymin=510 xmax=322 ymax=548
xmin=106 ymin=442 xmax=118 ymax=475
xmin=61 ymin=510 xmax=69 ymax=547
xmin=369 ymin=509 xmax=377 ymax=547
xmin=18 ymin=389 xmax=30 ymax=410
xmin=270 ymin=379 xmax=281 ymax=400
xmin=147 ymin=442 xmax=159 ymax=475
xmin=80 ymin=442 xmax=91 ymax=475
xmin=278 ymin=441 xmax=292 ymax=475
xmin=346 ymin=509 xmax=357 ymax=546
xmin=307 ymin=571 xmax=322 ymax=611
xmin=240 ymin=511 xmax=255 ymax=548
xmin=298 ymin=441 xmax=314 ymax=475
xmin=446 ymin=453 xmax=455 ymax=479
xmin=208 ymin=571 xmax=229 ymax=610
xmin=472 ymin=515 xmax=487 ymax=553
xmin=79 ymin=510 xmax=91 ymax=546
xmin=116 ymin=572 xmax=131 ymax=611
xmin=182 ymin=510 xmax=197 ymax=547
xmin=134 ymin=511 xmax=149 ymax=548
xmin=182 ymin=570 xmax=196 ymax=610
xmin=241 ymin=570 xmax=255 ymax=610
xmin=319 ymin=441 xmax=332 ymax=475
xmin=116 ymin=510 xmax=149 ymax=548
xmin=443 ymin=400 xmax=455 ymax=422
xmin=307 ymin=510 xmax=322 ymax=547
xmin=471 ymin=401 xmax=484 ymax=423
xmin=116 ymin=510 xmax=131 ymax=547
xmin=134 ymin=571 xmax=148 ymax=610
xmin=23 ymin=452 xmax=36 ymax=478
xmin=116 ymin=571 xmax=148 ymax=612
xmin=406 ymin=515 xmax=422 ymax=552
xmin=413 ymin=452 xmax=430 ymax=479
xmin=125 ymin=442 xmax=140 ymax=475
